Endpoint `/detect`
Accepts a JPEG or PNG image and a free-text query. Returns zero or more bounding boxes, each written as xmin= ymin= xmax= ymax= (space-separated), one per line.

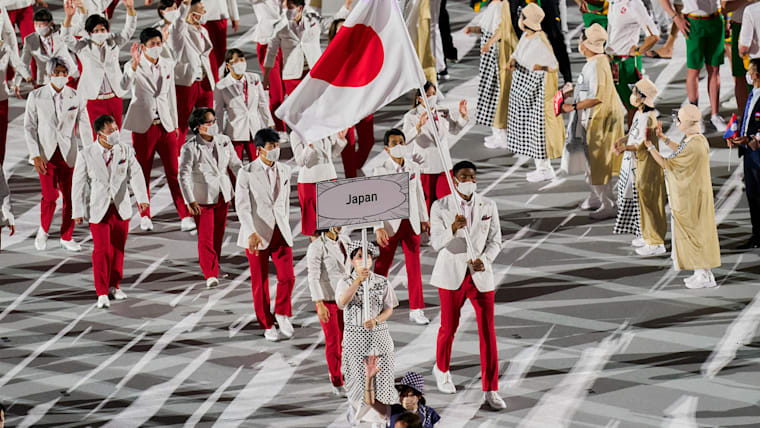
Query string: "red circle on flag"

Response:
xmin=309 ymin=24 xmax=384 ymax=87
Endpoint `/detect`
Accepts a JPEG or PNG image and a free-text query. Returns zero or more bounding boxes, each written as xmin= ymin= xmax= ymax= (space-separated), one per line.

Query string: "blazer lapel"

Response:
xmin=253 ymin=162 xmax=274 ymax=203
xmin=89 ymin=144 xmax=110 ymax=184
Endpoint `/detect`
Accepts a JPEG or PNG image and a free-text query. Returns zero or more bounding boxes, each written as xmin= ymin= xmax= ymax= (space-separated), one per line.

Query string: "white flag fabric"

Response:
xmin=275 ymin=0 xmax=426 ymax=141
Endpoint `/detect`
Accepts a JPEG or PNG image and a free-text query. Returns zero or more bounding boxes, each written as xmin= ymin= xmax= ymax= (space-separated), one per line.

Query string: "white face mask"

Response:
xmin=90 ymin=32 xmax=109 ymax=45
xmin=50 ymin=75 xmax=68 ymax=89
xmin=145 ymin=45 xmax=162 ymax=59
xmin=286 ymin=7 xmax=299 ymax=20
xmin=104 ymin=130 xmax=120 ymax=146
xmin=35 ymin=24 xmax=50 ymax=37
xmin=231 ymin=61 xmax=247 ymax=76
xmin=425 ymin=94 xmax=437 ymax=109
xmin=456 ymin=180 xmax=476 ymax=196
xmin=263 ymin=146 xmax=280 ymax=162
xmin=389 ymin=143 xmax=407 ymax=159
xmin=163 ymin=9 xmax=179 ymax=23
xmin=203 ymin=123 xmax=218 ymax=136
xmin=747 ymin=71 xmax=754 ymax=86
xmin=193 ymin=12 xmax=207 ymax=25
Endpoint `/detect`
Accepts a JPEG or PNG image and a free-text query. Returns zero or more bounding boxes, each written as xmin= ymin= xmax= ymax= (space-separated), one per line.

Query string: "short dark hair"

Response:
xmin=287 ymin=0 xmax=306 ymax=7
xmin=225 ymin=48 xmax=244 ymax=64
xmin=93 ymin=115 xmax=116 ymax=134
xmin=190 ymin=0 xmax=203 ymax=6
xmin=140 ymin=27 xmax=163 ymax=45
xmin=395 ymin=412 xmax=422 ymax=428
xmin=85 ymin=14 xmax=109 ymax=33
xmin=33 ymin=8 xmax=53 ymax=22
xmin=188 ymin=107 xmax=215 ymax=134
xmin=383 ymin=128 xmax=405 ymax=146
xmin=46 ymin=56 xmax=69 ymax=75
xmin=254 ymin=128 xmax=280 ymax=148
xmin=328 ymin=18 xmax=345 ymax=42
xmin=413 ymin=81 xmax=436 ymax=106
xmin=453 ymin=160 xmax=477 ymax=177
xmin=157 ymin=0 xmax=174 ymax=17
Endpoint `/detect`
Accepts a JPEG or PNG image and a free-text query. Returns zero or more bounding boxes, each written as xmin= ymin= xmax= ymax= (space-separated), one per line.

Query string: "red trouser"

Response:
xmin=0 ymin=99 xmax=7 ymax=164
xmin=318 ymin=300 xmax=344 ymax=386
xmin=256 ymin=43 xmax=285 ymax=131
xmin=245 ymin=226 xmax=295 ymax=329
xmin=341 ymin=114 xmax=375 ymax=178
xmin=39 ymin=149 xmax=75 ymax=241
xmin=7 ymin=6 xmax=34 ymax=39
xmin=297 ymin=182 xmax=317 ymax=237
xmin=232 ymin=139 xmax=258 ymax=162
xmin=90 ymin=204 xmax=129 ymax=297
xmin=283 ymin=78 xmax=302 ymax=96
xmin=86 ymin=97 xmax=123 ymax=138
xmin=105 ymin=0 xmax=120 ymax=18
xmin=421 ymin=171 xmax=453 ymax=213
xmin=203 ymin=19 xmax=226 ymax=80
xmin=176 ymin=80 xmax=214 ymax=142
xmin=194 ymin=197 xmax=228 ymax=279
xmin=436 ymin=273 xmax=498 ymax=391
xmin=131 ymin=124 xmax=189 ymax=219
xmin=374 ymin=219 xmax=424 ymax=309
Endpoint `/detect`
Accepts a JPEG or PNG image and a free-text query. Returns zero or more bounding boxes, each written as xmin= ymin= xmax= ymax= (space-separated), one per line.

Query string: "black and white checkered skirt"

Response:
xmin=613 ymin=152 xmax=641 ymax=236
xmin=476 ymin=31 xmax=500 ymax=127
xmin=342 ymin=324 xmax=396 ymax=407
xmin=507 ymin=63 xmax=547 ymax=159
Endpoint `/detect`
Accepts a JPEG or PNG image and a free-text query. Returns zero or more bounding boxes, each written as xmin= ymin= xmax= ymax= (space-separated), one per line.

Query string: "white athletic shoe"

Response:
xmin=97 ymin=295 xmax=111 ymax=309
xmin=140 ymin=216 xmax=154 ymax=231
xmin=409 ymin=309 xmax=430 ymax=325
xmin=589 ymin=204 xmax=617 ymax=220
xmin=180 ymin=217 xmax=196 ymax=232
xmin=433 ymin=364 xmax=456 ymax=394
xmin=484 ymin=135 xmax=508 ymax=149
xmin=578 ymin=194 xmax=601 ymax=211
xmin=685 ymin=271 xmax=718 ymax=289
xmin=60 ymin=238 xmax=82 ymax=252
xmin=635 ymin=244 xmax=666 ymax=256
xmin=110 ymin=287 xmax=128 ymax=300
xmin=34 ymin=226 xmax=48 ymax=251
xmin=331 ymin=385 xmax=348 ymax=397
xmin=484 ymin=391 xmax=507 ymax=410
xmin=711 ymin=114 xmax=727 ymax=133
xmin=275 ymin=314 xmax=294 ymax=338
xmin=631 ymin=237 xmax=646 ymax=247
xmin=526 ymin=168 xmax=555 ymax=183
xmin=264 ymin=326 xmax=279 ymax=342
xmin=206 ymin=277 xmax=219 ymax=289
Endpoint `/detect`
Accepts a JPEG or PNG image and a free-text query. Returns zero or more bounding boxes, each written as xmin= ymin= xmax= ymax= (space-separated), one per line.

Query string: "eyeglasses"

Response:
xmin=203 ymin=119 xmax=216 ymax=125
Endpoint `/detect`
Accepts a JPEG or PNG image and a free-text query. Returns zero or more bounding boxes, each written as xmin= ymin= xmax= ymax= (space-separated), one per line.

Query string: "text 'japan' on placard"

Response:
xmin=316 ymin=173 xmax=410 ymax=229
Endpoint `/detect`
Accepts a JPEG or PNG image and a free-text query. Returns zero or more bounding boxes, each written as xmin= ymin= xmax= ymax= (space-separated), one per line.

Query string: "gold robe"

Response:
xmin=493 ymin=2 xmax=518 ymax=129
xmin=540 ymin=33 xmax=565 ymax=159
xmin=663 ymin=135 xmax=721 ymax=270
xmin=415 ymin=0 xmax=437 ymax=84
xmin=635 ymin=112 xmax=667 ymax=245
xmin=585 ymin=55 xmax=625 ymax=184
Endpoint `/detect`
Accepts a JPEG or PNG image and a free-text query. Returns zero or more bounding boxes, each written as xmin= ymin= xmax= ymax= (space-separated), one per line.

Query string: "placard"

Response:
xmin=316 ymin=173 xmax=410 ymax=229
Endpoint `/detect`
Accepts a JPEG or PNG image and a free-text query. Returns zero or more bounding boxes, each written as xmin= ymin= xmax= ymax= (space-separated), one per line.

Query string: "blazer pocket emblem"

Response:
xmin=68 ymin=106 xmax=77 ymax=111
xmin=481 ymin=215 xmax=491 ymax=221
xmin=118 ymin=159 xmax=126 ymax=165
xmin=409 ymin=173 xmax=415 ymax=180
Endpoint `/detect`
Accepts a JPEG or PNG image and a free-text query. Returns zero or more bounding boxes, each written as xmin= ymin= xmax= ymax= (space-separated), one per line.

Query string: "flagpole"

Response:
xmin=391 ymin=0 xmax=477 ymax=262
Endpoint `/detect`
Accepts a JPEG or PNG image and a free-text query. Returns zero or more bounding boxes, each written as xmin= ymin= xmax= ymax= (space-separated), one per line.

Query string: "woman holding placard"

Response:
xmin=336 ymin=240 xmax=398 ymax=423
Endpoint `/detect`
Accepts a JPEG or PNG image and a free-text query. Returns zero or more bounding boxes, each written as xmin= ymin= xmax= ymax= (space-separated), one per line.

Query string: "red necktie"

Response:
xmin=105 ymin=150 xmax=113 ymax=168
xmin=243 ymin=79 xmax=248 ymax=104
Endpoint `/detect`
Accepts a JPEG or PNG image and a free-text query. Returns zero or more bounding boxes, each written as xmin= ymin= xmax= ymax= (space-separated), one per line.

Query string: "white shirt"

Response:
xmin=681 ymin=0 xmax=719 ymax=15
xmin=259 ymin=156 xmax=279 ymax=199
xmin=51 ymin=87 xmax=63 ymax=120
xmin=188 ymin=26 xmax=207 ymax=80
xmin=577 ymin=58 xmax=599 ymax=128
xmin=512 ymin=32 xmax=559 ymax=70
xmin=250 ymin=0 xmax=282 ymax=44
xmin=456 ymin=192 xmax=474 ymax=227
xmin=606 ymin=0 xmax=659 ymax=55
xmin=149 ymin=60 xmax=162 ymax=119
xmin=740 ymin=3 xmax=760 ymax=58
xmin=479 ymin=0 xmax=503 ymax=34
xmin=40 ymin=33 xmax=54 ymax=54
xmin=97 ymin=141 xmax=113 ymax=170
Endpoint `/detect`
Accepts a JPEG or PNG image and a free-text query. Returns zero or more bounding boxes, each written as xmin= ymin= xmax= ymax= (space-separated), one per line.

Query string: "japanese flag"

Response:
xmin=275 ymin=0 xmax=426 ymax=141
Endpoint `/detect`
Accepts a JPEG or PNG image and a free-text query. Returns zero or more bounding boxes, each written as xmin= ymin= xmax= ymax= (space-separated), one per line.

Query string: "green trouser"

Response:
xmin=583 ymin=3 xmax=608 ymax=28
xmin=611 ymin=55 xmax=642 ymax=109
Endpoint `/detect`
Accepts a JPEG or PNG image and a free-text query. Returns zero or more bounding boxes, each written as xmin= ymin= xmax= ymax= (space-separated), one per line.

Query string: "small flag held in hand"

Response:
xmin=723 ymin=113 xmax=738 ymax=139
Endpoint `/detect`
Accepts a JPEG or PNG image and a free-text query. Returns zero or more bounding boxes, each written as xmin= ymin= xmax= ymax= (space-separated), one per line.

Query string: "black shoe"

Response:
xmin=737 ymin=236 xmax=760 ymax=250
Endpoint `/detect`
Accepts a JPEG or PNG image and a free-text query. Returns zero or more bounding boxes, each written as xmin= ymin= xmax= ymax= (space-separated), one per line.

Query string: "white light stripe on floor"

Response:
xmin=67 ymin=332 xmax=147 ymax=393
xmin=0 ymin=257 xmax=69 ymax=323
xmin=128 ymin=254 xmax=167 ymax=289
xmin=184 ymin=366 xmax=244 ymax=428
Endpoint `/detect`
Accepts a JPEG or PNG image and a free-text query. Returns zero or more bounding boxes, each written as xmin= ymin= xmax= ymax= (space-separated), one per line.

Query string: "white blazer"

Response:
xmin=205 ymin=0 xmax=240 ymax=21
xmin=18 ymin=31 xmax=79 ymax=87
xmin=372 ymin=156 xmax=429 ymax=236
xmin=235 ymin=158 xmax=293 ymax=250
xmin=178 ymin=134 xmax=243 ymax=205
xmin=291 ymin=132 xmax=347 ymax=183
xmin=24 ymin=84 xmax=92 ymax=168
xmin=306 ymin=234 xmax=350 ymax=302
xmin=214 ymin=72 xmax=274 ymax=141
xmin=429 ymin=193 xmax=502 ymax=292
xmin=0 ymin=165 xmax=13 ymax=227
xmin=263 ymin=6 xmax=349 ymax=80
xmin=248 ymin=0 xmax=282 ymax=44
xmin=403 ymin=105 xmax=468 ymax=174
xmin=71 ymin=143 xmax=149 ymax=223
xmin=62 ymin=14 xmax=136 ymax=100
xmin=170 ymin=3 xmax=215 ymax=89
xmin=0 ymin=5 xmax=30 ymax=101
xmin=4 ymin=0 xmax=32 ymax=10
xmin=122 ymin=56 xmax=179 ymax=134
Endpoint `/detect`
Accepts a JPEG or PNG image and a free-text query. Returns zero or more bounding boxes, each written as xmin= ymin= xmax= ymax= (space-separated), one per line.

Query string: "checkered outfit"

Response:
xmin=476 ymin=30 xmax=501 ymax=127
xmin=507 ymin=63 xmax=547 ymax=159
xmin=613 ymin=151 xmax=642 ymax=236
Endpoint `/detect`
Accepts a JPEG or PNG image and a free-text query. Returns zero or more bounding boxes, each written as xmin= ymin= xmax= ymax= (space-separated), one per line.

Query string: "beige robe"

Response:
xmin=663 ymin=135 xmax=721 ymax=270
xmin=635 ymin=111 xmax=667 ymax=245
xmin=415 ymin=0 xmax=437 ymax=84
xmin=585 ymin=55 xmax=625 ymax=184
xmin=493 ymin=2 xmax=518 ymax=129
xmin=540 ymin=33 xmax=565 ymax=159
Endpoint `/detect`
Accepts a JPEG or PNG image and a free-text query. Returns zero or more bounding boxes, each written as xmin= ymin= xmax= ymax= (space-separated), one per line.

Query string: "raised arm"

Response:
xmin=116 ymin=0 xmax=138 ymax=48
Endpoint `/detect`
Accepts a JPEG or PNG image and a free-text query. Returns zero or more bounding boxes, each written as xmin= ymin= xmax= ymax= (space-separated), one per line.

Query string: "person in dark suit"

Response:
xmin=439 ymin=0 xmax=458 ymax=61
xmin=728 ymin=57 xmax=760 ymax=249
xmin=510 ymin=0 xmax=572 ymax=84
